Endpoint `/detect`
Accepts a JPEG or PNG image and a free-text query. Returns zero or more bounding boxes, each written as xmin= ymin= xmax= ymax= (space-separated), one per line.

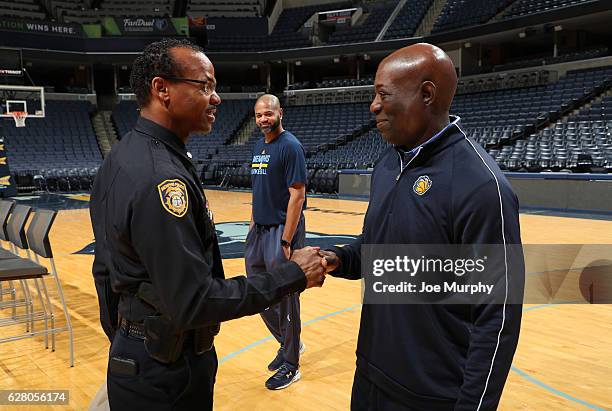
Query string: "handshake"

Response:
xmin=290 ymin=247 xmax=340 ymax=289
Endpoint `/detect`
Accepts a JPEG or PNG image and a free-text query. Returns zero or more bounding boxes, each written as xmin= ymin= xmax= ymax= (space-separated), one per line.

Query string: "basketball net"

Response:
xmin=10 ymin=111 xmax=27 ymax=128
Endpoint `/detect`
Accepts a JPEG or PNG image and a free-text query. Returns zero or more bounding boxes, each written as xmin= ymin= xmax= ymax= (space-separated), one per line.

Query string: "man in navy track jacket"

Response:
xmin=322 ymin=43 xmax=524 ymax=410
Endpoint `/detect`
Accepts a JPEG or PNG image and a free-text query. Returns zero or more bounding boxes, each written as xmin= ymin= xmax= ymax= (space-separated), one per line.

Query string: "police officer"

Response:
xmin=90 ymin=38 xmax=327 ymax=411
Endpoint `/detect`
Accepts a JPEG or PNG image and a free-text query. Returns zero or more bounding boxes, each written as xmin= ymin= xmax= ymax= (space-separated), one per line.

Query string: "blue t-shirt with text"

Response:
xmin=251 ymin=130 xmax=307 ymax=225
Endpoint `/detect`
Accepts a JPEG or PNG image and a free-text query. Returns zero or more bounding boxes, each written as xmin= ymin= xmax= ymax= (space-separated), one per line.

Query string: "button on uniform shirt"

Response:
xmin=251 ymin=130 xmax=307 ymax=225
xmin=90 ymin=117 xmax=307 ymax=334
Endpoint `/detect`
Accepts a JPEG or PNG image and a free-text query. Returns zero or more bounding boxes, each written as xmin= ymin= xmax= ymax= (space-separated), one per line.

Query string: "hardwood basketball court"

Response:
xmin=0 ymin=190 xmax=610 ymax=410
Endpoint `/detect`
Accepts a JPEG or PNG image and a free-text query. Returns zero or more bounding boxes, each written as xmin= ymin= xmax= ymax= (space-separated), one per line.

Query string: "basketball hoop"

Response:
xmin=10 ymin=111 xmax=27 ymax=128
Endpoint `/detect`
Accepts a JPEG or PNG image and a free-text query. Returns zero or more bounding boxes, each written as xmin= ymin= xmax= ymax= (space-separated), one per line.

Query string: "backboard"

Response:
xmin=0 ymin=85 xmax=46 ymax=122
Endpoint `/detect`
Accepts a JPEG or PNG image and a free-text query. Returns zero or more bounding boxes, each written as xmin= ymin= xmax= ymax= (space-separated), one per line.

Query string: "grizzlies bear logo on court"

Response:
xmin=413 ymin=175 xmax=432 ymax=196
xmin=76 ymin=221 xmax=357 ymax=259
xmin=158 ymin=179 xmax=188 ymax=217
xmin=213 ymin=222 xmax=358 ymax=258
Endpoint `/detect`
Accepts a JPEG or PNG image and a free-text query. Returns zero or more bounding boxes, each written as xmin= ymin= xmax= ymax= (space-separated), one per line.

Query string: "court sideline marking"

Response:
xmin=219 ymin=303 xmax=608 ymax=411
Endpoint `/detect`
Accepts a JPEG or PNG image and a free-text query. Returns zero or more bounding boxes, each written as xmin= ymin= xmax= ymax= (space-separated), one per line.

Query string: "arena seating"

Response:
xmin=193 ymin=0 xmax=604 ymax=51
xmin=51 ymin=0 xmax=94 ymax=23
xmin=497 ymin=116 xmax=612 ymax=173
xmin=264 ymin=4 xmax=324 ymax=49
xmin=431 ymin=0 xmax=512 ymax=33
xmin=187 ymin=0 xmax=261 ymax=18
xmin=251 ymin=64 xmax=612 ymax=188
xmin=57 ymin=0 xmax=172 ymax=24
xmin=294 ymin=65 xmax=611 ymax=183
xmin=220 ymin=157 xmax=345 ymax=194
xmin=286 ymin=81 xmax=313 ymax=91
xmin=205 ymin=102 xmax=374 ymax=189
xmin=309 ymin=128 xmax=388 ymax=169
xmin=247 ymin=102 xmax=373 ymax=154
xmin=382 ymin=0 xmax=432 ymax=40
xmin=111 ymin=100 xmax=138 ymax=138
xmin=289 ymin=70 xmax=548 ymax=94
xmin=112 ymin=99 xmax=253 ymax=174
xmin=8 ymin=64 xmax=609 ymax=194
xmin=457 ymin=66 xmax=612 ymax=148
xmin=205 ymin=2 xmax=350 ymax=51
xmin=327 ymin=2 xmax=395 ymax=44
xmin=0 ymin=0 xmax=46 ymax=20
xmin=474 ymin=48 xmax=610 ymax=74
xmin=458 ymin=70 xmax=551 ymax=94
xmin=501 ymin=0 xmax=595 ymax=20
xmin=209 ymin=101 xmax=374 ymax=172
xmin=288 ymin=70 xmax=549 ymax=94
xmin=287 ymin=76 xmax=374 ymax=91
xmin=1 ymin=100 xmax=101 ymax=191
xmin=493 ymin=70 xmax=612 ymax=172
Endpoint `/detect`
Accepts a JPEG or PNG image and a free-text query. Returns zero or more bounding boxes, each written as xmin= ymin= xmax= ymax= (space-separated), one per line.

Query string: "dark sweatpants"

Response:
xmin=245 ymin=218 xmax=305 ymax=367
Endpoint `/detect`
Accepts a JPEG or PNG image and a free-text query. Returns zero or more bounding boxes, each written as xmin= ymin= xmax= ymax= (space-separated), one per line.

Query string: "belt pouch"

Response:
xmin=143 ymin=315 xmax=185 ymax=364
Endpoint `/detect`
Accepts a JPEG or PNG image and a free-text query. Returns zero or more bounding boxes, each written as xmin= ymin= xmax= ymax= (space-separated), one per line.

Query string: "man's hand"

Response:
xmin=282 ymin=244 xmax=291 ymax=260
xmin=318 ymin=250 xmax=340 ymax=273
xmin=291 ymin=246 xmax=326 ymax=288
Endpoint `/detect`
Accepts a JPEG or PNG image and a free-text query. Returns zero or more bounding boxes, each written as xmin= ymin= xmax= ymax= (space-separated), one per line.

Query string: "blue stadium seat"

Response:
xmin=1 ymin=100 xmax=102 ymax=191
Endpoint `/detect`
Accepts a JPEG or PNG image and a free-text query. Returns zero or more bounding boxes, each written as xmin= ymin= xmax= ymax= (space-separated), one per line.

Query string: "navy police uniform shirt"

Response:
xmin=90 ymin=117 xmax=307 ymax=336
xmin=251 ymin=130 xmax=307 ymax=226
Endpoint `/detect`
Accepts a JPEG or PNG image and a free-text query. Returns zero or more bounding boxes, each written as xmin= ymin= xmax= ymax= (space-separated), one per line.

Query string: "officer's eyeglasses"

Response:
xmin=162 ymin=76 xmax=216 ymax=96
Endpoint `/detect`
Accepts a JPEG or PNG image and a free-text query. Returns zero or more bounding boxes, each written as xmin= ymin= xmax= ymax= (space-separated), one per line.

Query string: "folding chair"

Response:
xmin=0 ymin=200 xmax=17 ymax=309
xmin=0 ymin=206 xmax=74 ymax=366
xmin=26 ymin=209 xmax=74 ymax=366
xmin=0 ymin=204 xmax=48 ymax=345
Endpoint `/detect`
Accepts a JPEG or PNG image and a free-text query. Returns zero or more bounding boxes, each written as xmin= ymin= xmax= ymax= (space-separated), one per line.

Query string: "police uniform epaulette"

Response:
xmin=147 ymin=139 xmax=190 ymax=179
xmin=149 ymin=138 xmax=174 ymax=163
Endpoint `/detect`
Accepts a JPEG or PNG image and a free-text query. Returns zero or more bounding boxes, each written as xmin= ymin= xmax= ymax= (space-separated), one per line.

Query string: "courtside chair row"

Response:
xmin=0 ymin=200 xmax=74 ymax=367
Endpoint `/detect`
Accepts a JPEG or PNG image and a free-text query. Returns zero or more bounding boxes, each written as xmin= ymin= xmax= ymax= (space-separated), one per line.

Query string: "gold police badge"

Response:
xmin=158 ymin=179 xmax=189 ymax=217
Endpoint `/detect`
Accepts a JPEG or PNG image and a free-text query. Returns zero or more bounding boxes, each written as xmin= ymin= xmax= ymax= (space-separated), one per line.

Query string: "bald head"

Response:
xmin=256 ymin=94 xmax=281 ymax=110
xmin=380 ymin=43 xmax=457 ymax=114
xmin=254 ymin=94 xmax=284 ymax=139
xmin=371 ymin=43 xmax=457 ymax=147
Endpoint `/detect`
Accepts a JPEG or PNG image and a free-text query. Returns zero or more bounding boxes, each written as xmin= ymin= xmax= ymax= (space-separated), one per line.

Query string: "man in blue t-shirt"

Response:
xmin=245 ymin=94 xmax=308 ymax=390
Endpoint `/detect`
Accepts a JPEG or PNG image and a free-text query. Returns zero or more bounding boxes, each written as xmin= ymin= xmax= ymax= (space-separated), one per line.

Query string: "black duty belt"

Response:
xmin=120 ymin=317 xmax=145 ymax=340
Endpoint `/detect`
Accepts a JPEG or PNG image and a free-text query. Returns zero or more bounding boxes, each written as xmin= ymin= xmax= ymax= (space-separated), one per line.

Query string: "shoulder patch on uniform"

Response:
xmin=157 ymin=179 xmax=189 ymax=217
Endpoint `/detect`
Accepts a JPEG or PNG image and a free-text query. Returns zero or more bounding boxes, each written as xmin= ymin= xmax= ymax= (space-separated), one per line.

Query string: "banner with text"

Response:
xmin=103 ymin=17 xmax=188 ymax=36
xmin=0 ymin=18 xmax=83 ymax=37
